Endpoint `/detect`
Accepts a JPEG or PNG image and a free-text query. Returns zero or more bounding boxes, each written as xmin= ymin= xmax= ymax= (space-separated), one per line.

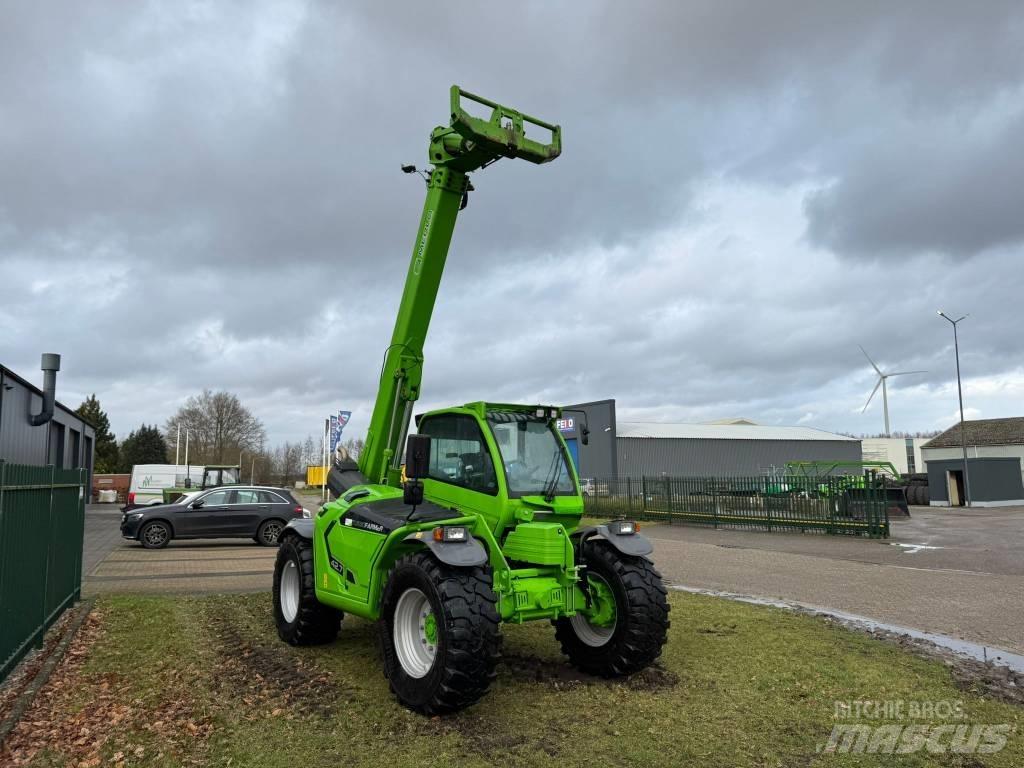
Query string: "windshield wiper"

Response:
xmin=541 ymin=449 xmax=562 ymax=503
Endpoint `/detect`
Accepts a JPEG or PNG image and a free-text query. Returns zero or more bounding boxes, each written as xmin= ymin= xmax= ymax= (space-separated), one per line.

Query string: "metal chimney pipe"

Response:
xmin=29 ymin=353 xmax=61 ymax=426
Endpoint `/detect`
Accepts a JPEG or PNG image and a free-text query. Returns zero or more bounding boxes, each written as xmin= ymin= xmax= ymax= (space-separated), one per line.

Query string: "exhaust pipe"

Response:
xmin=29 ymin=353 xmax=61 ymax=426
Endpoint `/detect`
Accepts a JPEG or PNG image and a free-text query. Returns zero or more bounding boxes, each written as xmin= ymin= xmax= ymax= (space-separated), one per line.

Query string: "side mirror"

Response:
xmin=190 ymin=499 xmax=204 ymax=509
xmin=404 ymin=434 xmax=431 ymax=507
xmin=405 ymin=434 xmax=431 ymax=479
xmin=580 ymin=424 xmax=590 ymax=446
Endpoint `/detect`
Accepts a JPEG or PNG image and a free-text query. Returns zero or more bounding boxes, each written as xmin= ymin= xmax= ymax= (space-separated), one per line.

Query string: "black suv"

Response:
xmin=120 ymin=486 xmax=310 ymax=548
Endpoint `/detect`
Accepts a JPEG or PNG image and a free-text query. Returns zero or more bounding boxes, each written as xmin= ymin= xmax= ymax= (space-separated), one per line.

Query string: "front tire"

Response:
xmin=378 ymin=552 xmax=500 ymax=715
xmin=273 ymin=534 xmax=342 ymax=645
xmin=556 ymin=540 xmax=670 ymax=676
xmin=139 ymin=520 xmax=171 ymax=549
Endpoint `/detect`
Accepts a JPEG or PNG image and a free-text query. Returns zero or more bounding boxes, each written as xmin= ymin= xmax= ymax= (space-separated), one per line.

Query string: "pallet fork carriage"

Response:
xmin=272 ymin=86 xmax=669 ymax=714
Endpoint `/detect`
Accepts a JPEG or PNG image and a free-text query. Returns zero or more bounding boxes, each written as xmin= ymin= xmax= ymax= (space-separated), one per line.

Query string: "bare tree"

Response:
xmin=271 ymin=441 xmax=304 ymax=487
xmin=166 ymin=390 xmax=266 ymax=465
xmin=342 ymin=437 xmax=365 ymax=461
xmin=302 ymin=435 xmax=319 ymax=469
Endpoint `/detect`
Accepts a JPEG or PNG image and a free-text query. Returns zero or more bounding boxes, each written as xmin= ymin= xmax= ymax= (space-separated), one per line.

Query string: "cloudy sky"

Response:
xmin=2 ymin=1 xmax=1022 ymax=447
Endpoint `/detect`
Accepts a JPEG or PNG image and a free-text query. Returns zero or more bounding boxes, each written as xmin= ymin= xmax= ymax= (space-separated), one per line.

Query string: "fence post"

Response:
xmin=641 ymin=476 xmax=647 ymax=518
xmin=0 ymin=461 xmax=6 ymax=618
xmin=713 ymin=482 xmax=719 ymax=529
xmin=74 ymin=468 xmax=85 ymax=599
xmin=626 ymin=477 xmax=632 ymax=515
xmin=37 ymin=464 xmax=56 ymax=648
xmin=665 ymin=476 xmax=673 ymax=525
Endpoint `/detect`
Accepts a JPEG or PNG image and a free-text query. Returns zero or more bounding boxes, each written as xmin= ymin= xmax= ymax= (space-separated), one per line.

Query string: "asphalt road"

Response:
xmin=646 ymin=506 xmax=1024 ymax=654
xmin=82 ymin=503 xmax=1024 ymax=654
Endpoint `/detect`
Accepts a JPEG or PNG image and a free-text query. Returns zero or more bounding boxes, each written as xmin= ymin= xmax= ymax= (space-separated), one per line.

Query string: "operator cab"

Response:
xmin=415 ymin=404 xmax=579 ymax=503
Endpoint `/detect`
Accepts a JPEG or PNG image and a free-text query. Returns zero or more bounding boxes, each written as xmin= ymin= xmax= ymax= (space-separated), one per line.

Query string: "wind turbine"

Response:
xmin=859 ymin=346 xmax=926 ymax=436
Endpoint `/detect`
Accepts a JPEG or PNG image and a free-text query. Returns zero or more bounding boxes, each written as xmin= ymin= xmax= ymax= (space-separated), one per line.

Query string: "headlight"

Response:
xmin=302 ymin=508 xmax=312 ymax=519
xmin=433 ymin=526 xmax=468 ymax=543
xmin=129 ymin=512 xmax=145 ymax=521
xmin=607 ymin=520 xmax=638 ymax=535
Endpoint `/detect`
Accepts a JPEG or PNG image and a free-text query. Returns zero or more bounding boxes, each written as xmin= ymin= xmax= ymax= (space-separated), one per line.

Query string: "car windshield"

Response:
xmin=487 ymin=417 xmax=575 ymax=497
xmin=175 ymin=491 xmax=201 ymax=506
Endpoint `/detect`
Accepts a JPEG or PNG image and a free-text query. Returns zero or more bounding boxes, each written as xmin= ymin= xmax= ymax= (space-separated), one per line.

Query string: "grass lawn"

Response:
xmin=7 ymin=591 xmax=1022 ymax=767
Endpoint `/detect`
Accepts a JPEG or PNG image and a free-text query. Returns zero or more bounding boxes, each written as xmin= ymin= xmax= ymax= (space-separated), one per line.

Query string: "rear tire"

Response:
xmin=273 ymin=534 xmax=342 ymax=645
xmin=139 ymin=520 xmax=171 ymax=549
xmin=257 ymin=518 xmax=286 ymax=546
xmin=555 ymin=540 xmax=669 ymax=676
xmin=378 ymin=552 xmax=500 ymax=715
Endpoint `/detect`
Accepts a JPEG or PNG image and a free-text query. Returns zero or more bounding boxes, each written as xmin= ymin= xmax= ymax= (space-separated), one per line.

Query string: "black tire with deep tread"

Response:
xmin=555 ymin=540 xmax=670 ymax=676
xmin=273 ymin=533 xmax=342 ymax=645
xmin=378 ymin=552 xmax=501 ymax=715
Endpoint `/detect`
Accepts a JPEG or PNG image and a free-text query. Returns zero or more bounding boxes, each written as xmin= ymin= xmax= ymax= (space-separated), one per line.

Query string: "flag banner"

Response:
xmin=337 ymin=411 xmax=351 ymax=437
xmin=330 ymin=414 xmax=340 ymax=452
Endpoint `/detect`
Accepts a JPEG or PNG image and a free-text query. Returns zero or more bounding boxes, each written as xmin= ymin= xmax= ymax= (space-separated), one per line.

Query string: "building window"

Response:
xmin=905 ymin=438 xmax=916 ymax=474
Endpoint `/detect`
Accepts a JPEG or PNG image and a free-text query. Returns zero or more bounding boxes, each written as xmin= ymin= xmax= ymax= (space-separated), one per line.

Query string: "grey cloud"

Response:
xmin=3 ymin=1 xmax=1024 ymax=445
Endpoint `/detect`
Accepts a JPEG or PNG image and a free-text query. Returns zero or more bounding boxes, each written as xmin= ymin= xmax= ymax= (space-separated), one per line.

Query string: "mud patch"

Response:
xmin=499 ymin=652 xmax=678 ymax=692
xmin=205 ymin=609 xmax=343 ymax=719
xmin=869 ymin=628 xmax=1024 ymax=708
xmin=429 ymin=713 xmax=569 ymax=760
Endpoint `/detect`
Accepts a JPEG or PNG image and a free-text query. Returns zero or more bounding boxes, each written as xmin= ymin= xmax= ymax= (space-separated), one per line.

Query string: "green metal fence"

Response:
xmin=583 ymin=475 xmax=890 ymax=539
xmin=0 ymin=462 xmax=87 ymax=681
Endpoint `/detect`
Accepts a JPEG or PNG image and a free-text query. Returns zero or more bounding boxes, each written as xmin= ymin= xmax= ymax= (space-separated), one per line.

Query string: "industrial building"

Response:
xmin=560 ymin=399 xmax=861 ymax=479
xmin=922 ymin=418 xmax=1024 ymax=507
xmin=0 ymin=357 xmax=95 ymax=477
xmin=862 ymin=437 xmax=929 ymax=475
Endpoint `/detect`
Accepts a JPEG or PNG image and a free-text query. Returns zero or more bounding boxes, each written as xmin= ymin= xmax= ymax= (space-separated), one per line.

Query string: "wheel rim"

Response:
xmin=280 ymin=559 xmax=300 ymax=623
xmin=571 ymin=574 xmax=617 ymax=647
xmin=144 ymin=524 xmax=167 ymax=547
xmin=393 ymin=588 xmax=437 ymax=678
xmin=263 ymin=521 xmax=283 ymax=543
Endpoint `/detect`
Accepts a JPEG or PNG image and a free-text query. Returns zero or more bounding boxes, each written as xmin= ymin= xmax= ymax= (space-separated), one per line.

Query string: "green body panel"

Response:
xmin=313 ymin=87 xmax=607 ymax=627
xmin=502 ymin=522 xmax=571 ymax=566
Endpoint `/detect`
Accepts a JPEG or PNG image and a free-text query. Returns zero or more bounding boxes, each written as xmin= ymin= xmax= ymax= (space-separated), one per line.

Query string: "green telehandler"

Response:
xmin=272 ymin=86 xmax=669 ymax=714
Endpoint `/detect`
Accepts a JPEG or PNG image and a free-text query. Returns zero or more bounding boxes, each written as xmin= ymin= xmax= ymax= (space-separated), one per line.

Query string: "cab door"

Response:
xmin=417 ymin=413 xmax=504 ymax=527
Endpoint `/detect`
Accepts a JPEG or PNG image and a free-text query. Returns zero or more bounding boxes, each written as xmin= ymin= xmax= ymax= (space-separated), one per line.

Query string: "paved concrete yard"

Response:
xmin=82 ymin=504 xmax=275 ymax=595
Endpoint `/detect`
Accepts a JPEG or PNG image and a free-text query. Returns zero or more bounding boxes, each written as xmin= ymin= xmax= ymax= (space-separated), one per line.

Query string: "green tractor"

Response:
xmin=272 ymin=87 xmax=669 ymax=714
xmin=161 ymin=464 xmax=241 ymax=504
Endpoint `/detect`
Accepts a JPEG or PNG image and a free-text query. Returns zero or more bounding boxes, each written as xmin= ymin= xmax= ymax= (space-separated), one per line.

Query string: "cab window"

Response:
xmin=418 ymin=415 xmax=498 ymax=495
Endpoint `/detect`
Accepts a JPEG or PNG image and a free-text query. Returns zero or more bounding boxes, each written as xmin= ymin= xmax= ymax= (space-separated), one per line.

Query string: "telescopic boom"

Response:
xmin=358 ymin=86 xmax=561 ymax=488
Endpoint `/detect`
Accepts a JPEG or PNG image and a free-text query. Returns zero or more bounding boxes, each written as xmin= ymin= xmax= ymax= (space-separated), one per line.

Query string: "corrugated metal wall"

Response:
xmin=616 ymin=437 xmax=862 ymax=477
xmin=0 ymin=366 xmax=96 ymax=476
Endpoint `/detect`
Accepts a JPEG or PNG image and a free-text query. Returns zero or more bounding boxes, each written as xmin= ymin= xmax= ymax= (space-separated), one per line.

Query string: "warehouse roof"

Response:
xmin=616 ymin=422 xmax=857 ymax=442
xmin=923 ymin=417 xmax=1024 ymax=449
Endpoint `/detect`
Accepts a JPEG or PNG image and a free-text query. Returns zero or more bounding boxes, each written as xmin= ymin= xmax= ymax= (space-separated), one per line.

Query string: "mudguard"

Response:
xmin=283 ymin=519 xmax=315 ymax=540
xmin=402 ymin=532 xmax=488 ymax=567
xmin=571 ymin=524 xmax=654 ymax=558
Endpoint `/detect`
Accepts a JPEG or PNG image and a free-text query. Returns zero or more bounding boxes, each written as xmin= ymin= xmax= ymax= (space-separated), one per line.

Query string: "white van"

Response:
xmin=126 ymin=464 xmax=204 ymax=508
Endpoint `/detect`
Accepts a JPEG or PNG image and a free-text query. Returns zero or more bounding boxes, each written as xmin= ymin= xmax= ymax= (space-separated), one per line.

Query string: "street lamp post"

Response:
xmin=937 ymin=310 xmax=971 ymax=507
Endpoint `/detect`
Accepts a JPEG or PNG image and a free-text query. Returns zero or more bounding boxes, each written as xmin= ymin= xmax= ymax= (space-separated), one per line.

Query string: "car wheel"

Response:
xmin=257 ymin=518 xmax=286 ymax=546
xmin=378 ymin=552 xmax=501 ymax=715
xmin=140 ymin=520 xmax=171 ymax=549
xmin=273 ymin=533 xmax=342 ymax=645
